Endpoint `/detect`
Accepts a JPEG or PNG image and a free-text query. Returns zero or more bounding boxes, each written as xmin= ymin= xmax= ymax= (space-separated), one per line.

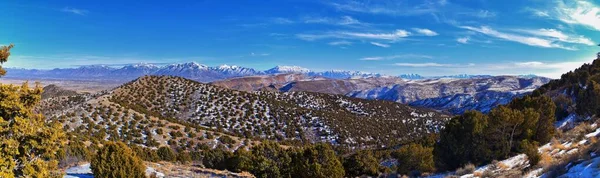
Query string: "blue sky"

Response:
xmin=2 ymin=0 xmax=600 ymax=78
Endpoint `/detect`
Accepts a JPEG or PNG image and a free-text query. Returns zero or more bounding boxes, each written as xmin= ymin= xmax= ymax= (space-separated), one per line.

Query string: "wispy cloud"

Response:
xmin=250 ymin=52 xmax=270 ymax=57
xmin=475 ymin=10 xmax=497 ymax=18
xmin=370 ymin=42 xmax=390 ymax=48
xmin=457 ymin=37 xmax=469 ymax=44
xmin=412 ymin=28 xmax=439 ymax=36
xmin=328 ymin=41 xmax=353 ymax=46
xmin=341 ymin=29 xmax=411 ymax=40
xmin=303 ymin=16 xmax=365 ymax=26
xmin=297 ymin=29 xmax=412 ymax=41
xmin=459 ymin=26 xmax=579 ymax=50
xmin=61 ymin=7 xmax=89 ymax=15
xmin=360 ymin=54 xmax=433 ymax=61
xmin=271 ymin=17 xmax=294 ymax=24
xmin=329 ymin=0 xmax=441 ymax=16
xmin=393 ymin=63 xmax=451 ymax=67
xmin=513 ymin=28 xmax=595 ymax=45
xmin=529 ymin=0 xmax=600 ymax=31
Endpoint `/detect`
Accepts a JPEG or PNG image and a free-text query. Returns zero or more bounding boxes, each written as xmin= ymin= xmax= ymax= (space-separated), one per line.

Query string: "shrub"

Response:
xmin=393 ymin=143 xmax=435 ymax=175
xmin=157 ymin=146 xmax=176 ymax=161
xmin=343 ymin=150 xmax=379 ymax=177
xmin=519 ymin=140 xmax=541 ymax=166
xmin=91 ymin=142 xmax=146 ymax=178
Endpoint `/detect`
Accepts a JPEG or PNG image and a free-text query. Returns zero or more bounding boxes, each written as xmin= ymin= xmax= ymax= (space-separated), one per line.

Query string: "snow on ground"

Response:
xmin=65 ymin=163 xmax=91 ymax=174
xmin=559 ymin=156 xmax=600 ymax=177
xmin=64 ymin=163 xmax=165 ymax=178
xmin=556 ymin=114 xmax=577 ymax=129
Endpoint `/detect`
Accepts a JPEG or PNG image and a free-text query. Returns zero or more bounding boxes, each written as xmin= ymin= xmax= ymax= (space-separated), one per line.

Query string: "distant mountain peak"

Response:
xmin=265 ymin=65 xmax=311 ymax=74
xmin=127 ymin=63 xmax=159 ymax=69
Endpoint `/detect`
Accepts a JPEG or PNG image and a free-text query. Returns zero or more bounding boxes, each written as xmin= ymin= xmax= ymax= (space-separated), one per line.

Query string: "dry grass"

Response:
xmin=539 ymin=152 xmax=554 ymax=167
xmin=496 ymin=162 xmax=509 ymax=170
xmin=455 ymin=163 xmax=475 ymax=176
xmin=552 ymin=138 xmax=567 ymax=150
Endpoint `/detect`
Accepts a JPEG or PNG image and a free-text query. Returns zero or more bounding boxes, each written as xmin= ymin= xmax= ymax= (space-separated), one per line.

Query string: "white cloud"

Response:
xmin=329 ymin=1 xmax=439 ymax=16
xmin=250 ymin=52 xmax=270 ymax=56
xmin=389 ymin=58 xmax=595 ymax=79
xmin=304 ymin=16 xmax=363 ymax=26
xmin=393 ymin=63 xmax=449 ymax=67
xmin=475 ymin=10 xmax=497 ymax=18
xmin=515 ymin=28 xmax=595 ymax=45
xmin=328 ymin=41 xmax=352 ymax=46
xmin=457 ymin=37 xmax=469 ymax=44
xmin=297 ymin=29 xmax=412 ymax=41
xmin=459 ymin=26 xmax=577 ymax=50
xmin=412 ymin=28 xmax=439 ymax=36
xmin=360 ymin=54 xmax=433 ymax=61
xmin=61 ymin=7 xmax=89 ymax=15
xmin=271 ymin=17 xmax=294 ymax=24
xmin=341 ymin=29 xmax=411 ymax=40
xmin=360 ymin=57 xmax=384 ymax=61
xmin=531 ymin=0 xmax=600 ymax=31
xmin=370 ymin=42 xmax=390 ymax=48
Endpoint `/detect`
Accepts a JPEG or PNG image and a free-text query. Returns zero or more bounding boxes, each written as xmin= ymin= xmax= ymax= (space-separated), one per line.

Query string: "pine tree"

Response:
xmin=393 ymin=143 xmax=435 ymax=176
xmin=0 ymin=44 xmax=67 ymax=177
xmin=343 ymin=150 xmax=379 ymax=177
xmin=90 ymin=142 xmax=146 ymax=178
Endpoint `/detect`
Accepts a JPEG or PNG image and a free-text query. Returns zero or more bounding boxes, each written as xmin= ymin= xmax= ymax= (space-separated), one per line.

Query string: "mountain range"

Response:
xmin=5 ymin=63 xmax=384 ymax=82
xmin=213 ymin=74 xmax=551 ymax=114
xmin=6 ymin=62 xmax=536 ymax=83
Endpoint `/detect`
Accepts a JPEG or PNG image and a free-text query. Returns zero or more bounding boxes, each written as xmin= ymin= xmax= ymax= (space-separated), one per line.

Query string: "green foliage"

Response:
xmin=0 ymin=44 xmax=67 ymax=178
xmin=519 ymin=140 xmax=541 ymax=166
xmin=343 ymin=150 xmax=379 ymax=177
xmin=435 ymin=92 xmax=557 ymax=171
xmin=90 ymin=142 xmax=146 ymax=178
xmin=200 ymin=141 xmax=344 ymax=178
xmin=393 ymin=143 xmax=435 ymax=176
xmin=290 ymin=143 xmax=345 ymax=178
xmin=434 ymin=111 xmax=488 ymax=170
xmin=157 ymin=146 xmax=176 ymax=161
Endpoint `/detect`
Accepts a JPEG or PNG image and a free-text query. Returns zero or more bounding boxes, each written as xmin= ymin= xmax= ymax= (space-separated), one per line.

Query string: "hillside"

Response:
xmin=37 ymin=75 xmax=450 ymax=152
xmin=213 ymin=74 xmax=550 ymax=114
xmin=42 ymin=84 xmax=78 ymax=99
xmin=109 ymin=75 xmax=449 ymax=148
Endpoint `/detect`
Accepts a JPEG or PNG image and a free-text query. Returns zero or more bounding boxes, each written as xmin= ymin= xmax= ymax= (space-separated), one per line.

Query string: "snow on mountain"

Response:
xmin=265 ymin=65 xmax=311 ymax=74
xmin=399 ymin=74 xmax=425 ymax=80
xmin=211 ymin=64 xmax=264 ymax=76
xmin=310 ymin=70 xmax=382 ymax=79
xmin=112 ymin=63 xmax=160 ymax=78
xmin=347 ymin=76 xmax=551 ymax=114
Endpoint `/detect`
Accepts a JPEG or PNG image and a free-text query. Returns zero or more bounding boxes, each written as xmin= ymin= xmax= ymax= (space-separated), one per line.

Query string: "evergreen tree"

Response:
xmin=434 ymin=111 xmax=488 ymax=170
xmin=343 ymin=150 xmax=379 ymax=177
xmin=290 ymin=143 xmax=345 ymax=178
xmin=0 ymin=44 xmax=67 ymax=177
xmin=393 ymin=143 xmax=435 ymax=176
xmin=157 ymin=146 xmax=176 ymax=161
xmin=90 ymin=142 xmax=146 ymax=178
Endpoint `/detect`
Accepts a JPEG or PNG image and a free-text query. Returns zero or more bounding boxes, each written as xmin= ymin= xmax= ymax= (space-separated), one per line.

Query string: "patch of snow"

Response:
xmin=560 ymin=156 xmax=600 ymax=177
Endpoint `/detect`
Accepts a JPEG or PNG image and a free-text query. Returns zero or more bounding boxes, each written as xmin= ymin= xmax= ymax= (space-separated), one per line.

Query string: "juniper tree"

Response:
xmin=0 ymin=44 xmax=67 ymax=177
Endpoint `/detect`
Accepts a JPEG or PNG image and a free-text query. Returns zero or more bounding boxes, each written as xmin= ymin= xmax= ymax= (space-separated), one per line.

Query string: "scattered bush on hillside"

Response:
xmin=90 ymin=142 xmax=145 ymax=178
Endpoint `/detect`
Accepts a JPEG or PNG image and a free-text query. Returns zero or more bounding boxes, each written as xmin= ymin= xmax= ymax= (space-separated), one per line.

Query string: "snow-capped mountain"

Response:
xmin=4 ymin=63 xmax=387 ymax=82
xmin=399 ymin=74 xmax=494 ymax=80
xmin=398 ymin=74 xmax=424 ymax=80
xmin=265 ymin=65 xmax=311 ymax=74
xmin=347 ymin=76 xmax=551 ymax=114
xmin=311 ymin=70 xmax=382 ymax=79
xmin=112 ymin=63 xmax=160 ymax=77
xmin=212 ymin=64 xmax=264 ymax=76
